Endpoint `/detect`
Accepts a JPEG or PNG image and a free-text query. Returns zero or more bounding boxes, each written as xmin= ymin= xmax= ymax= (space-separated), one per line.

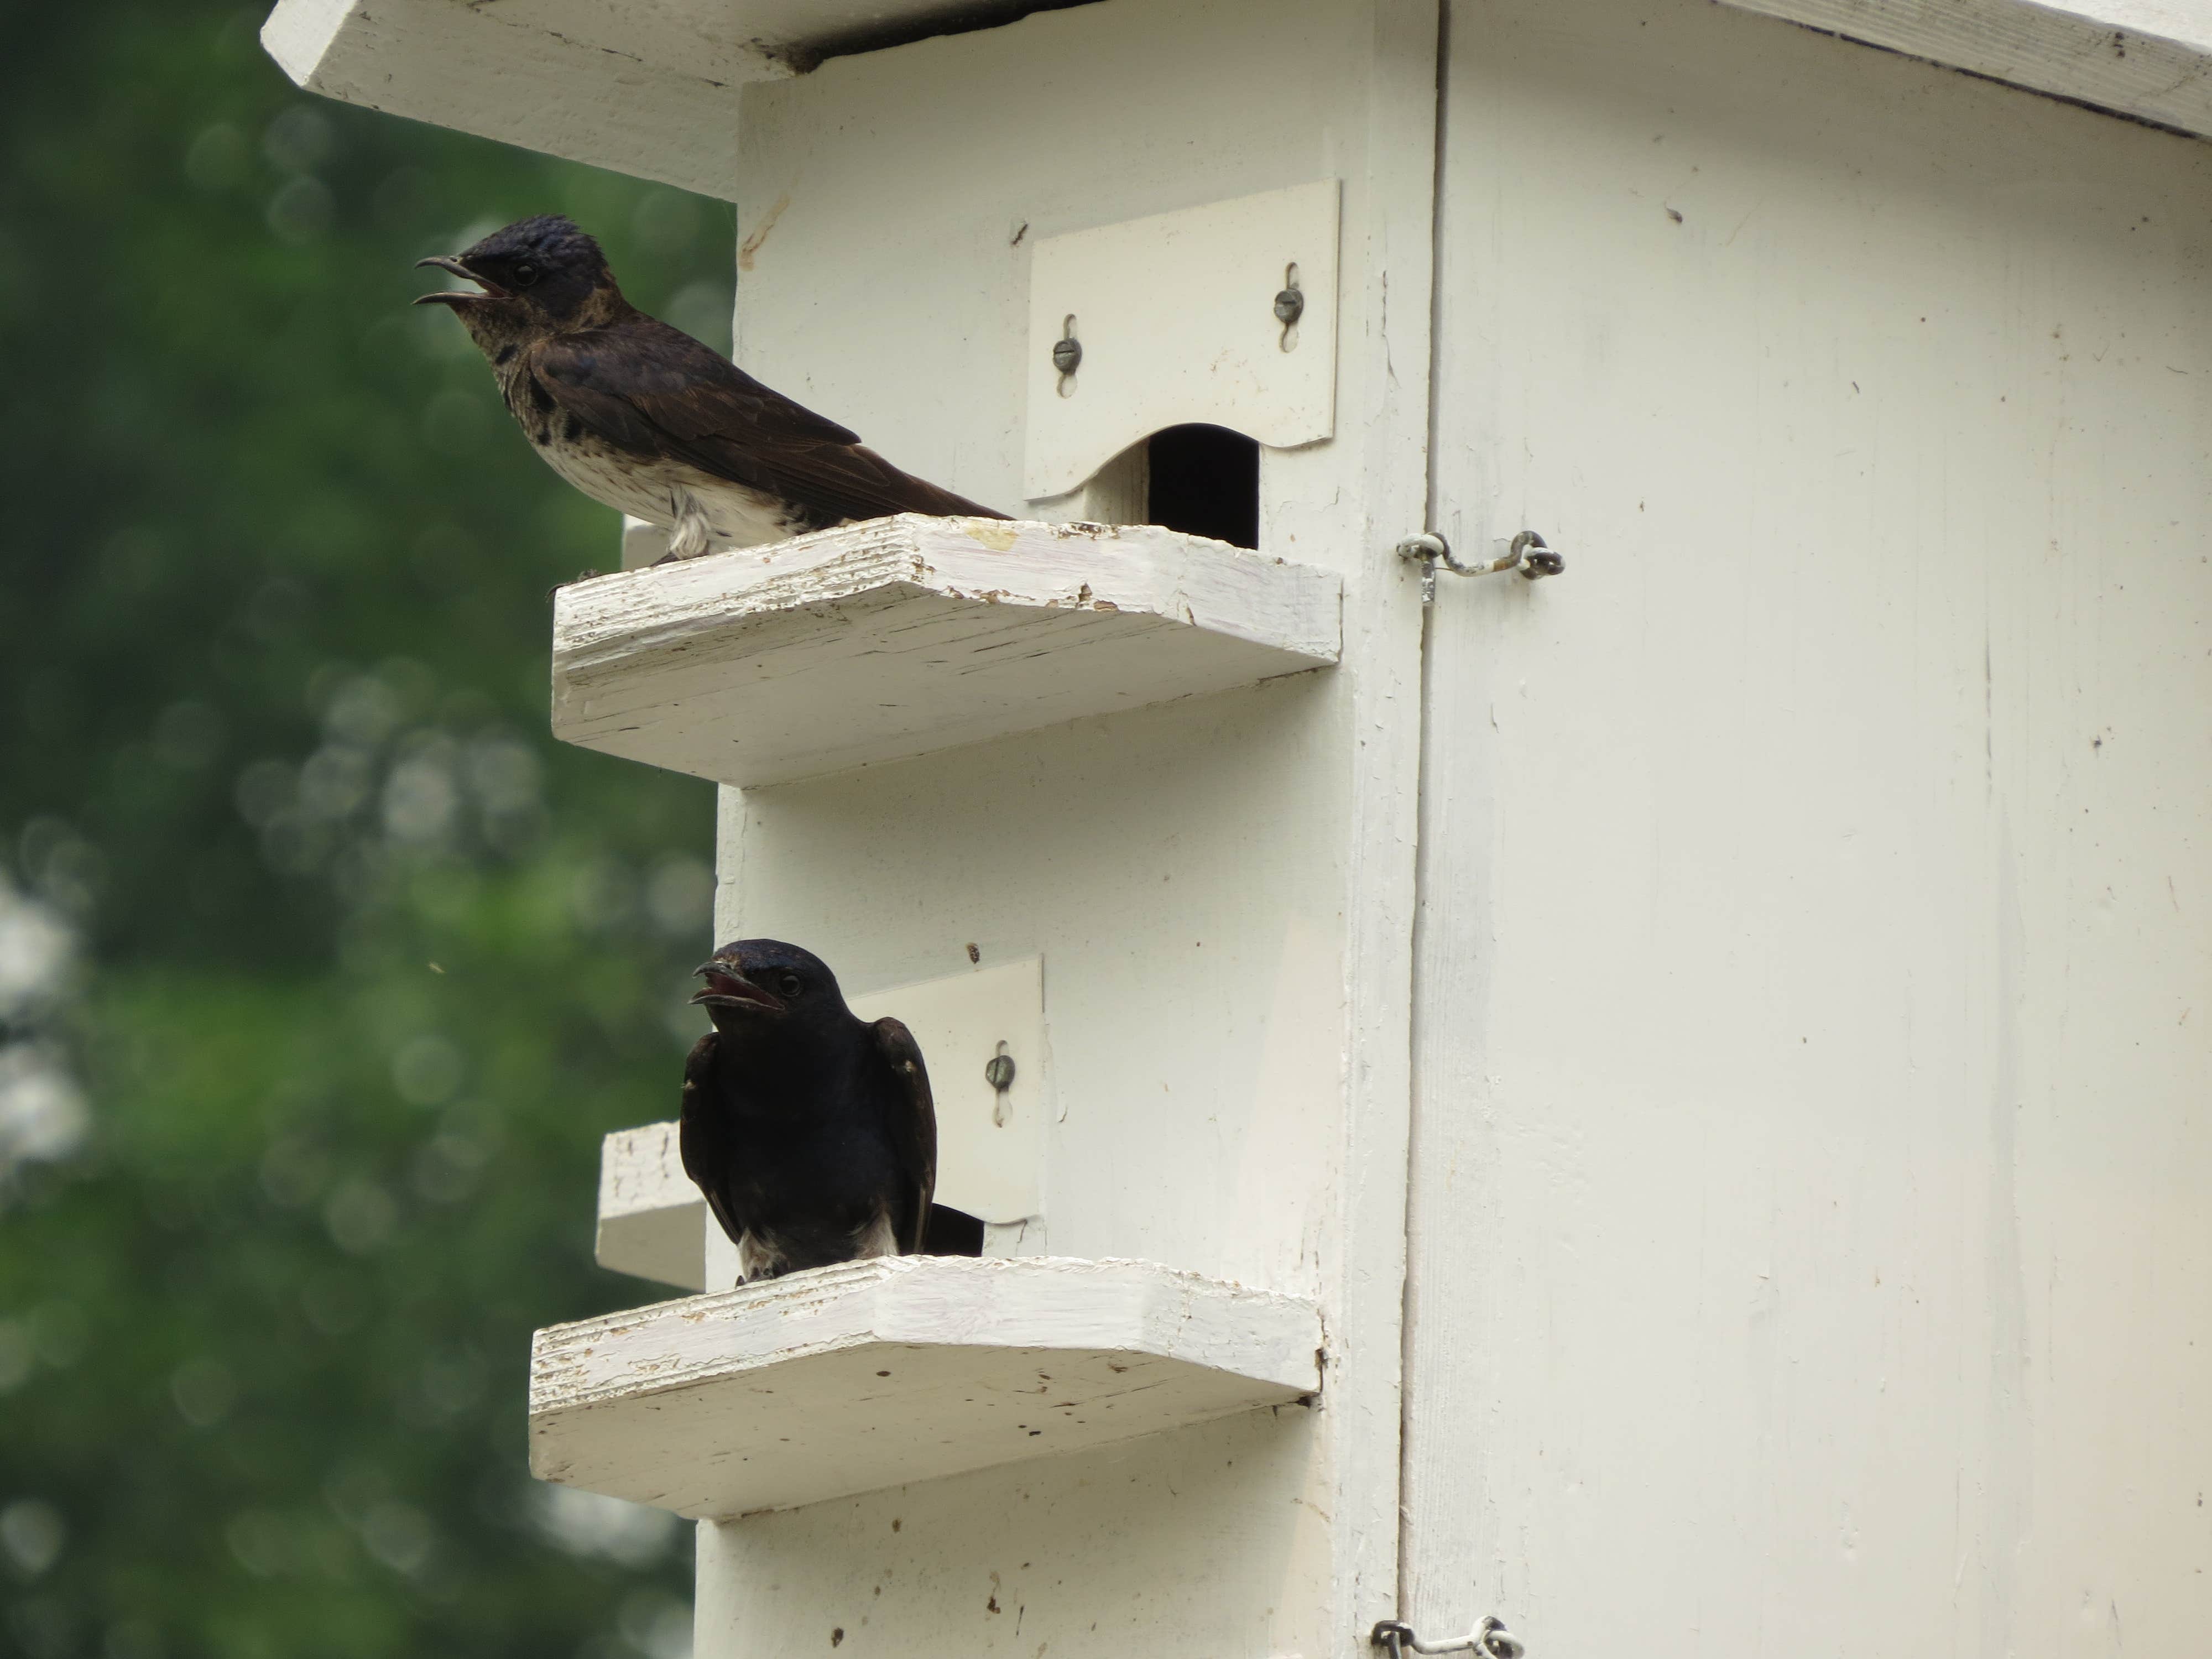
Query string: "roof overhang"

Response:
xmin=263 ymin=0 xmax=2212 ymax=200
xmin=1718 ymin=0 xmax=2212 ymax=140
xmin=259 ymin=0 xmax=1097 ymax=198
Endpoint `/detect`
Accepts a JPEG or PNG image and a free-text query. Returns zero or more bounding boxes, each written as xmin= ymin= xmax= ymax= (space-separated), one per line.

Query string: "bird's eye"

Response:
xmin=512 ymin=262 xmax=540 ymax=288
xmin=777 ymin=973 xmax=803 ymax=998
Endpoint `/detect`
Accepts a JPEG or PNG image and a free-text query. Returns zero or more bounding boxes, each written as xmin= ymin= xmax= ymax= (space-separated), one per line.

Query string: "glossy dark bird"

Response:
xmin=413 ymin=215 xmax=1005 ymax=559
xmin=680 ymin=940 xmax=936 ymax=1283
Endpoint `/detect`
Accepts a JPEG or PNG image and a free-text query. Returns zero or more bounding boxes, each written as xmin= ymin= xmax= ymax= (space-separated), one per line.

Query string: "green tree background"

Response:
xmin=1 ymin=7 xmax=732 ymax=1656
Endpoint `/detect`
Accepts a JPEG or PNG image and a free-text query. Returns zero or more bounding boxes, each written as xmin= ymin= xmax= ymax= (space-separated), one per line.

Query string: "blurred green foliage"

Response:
xmin=0 ymin=7 xmax=737 ymax=1657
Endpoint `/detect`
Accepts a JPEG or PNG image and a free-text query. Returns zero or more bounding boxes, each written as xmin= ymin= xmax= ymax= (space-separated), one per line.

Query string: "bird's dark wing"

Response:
xmin=872 ymin=1017 xmax=937 ymax=1254
xmin=528 ymin=320 xmax=1008 ymax=525
xmin=677 ymin=1032 xmax=747 ymax=1253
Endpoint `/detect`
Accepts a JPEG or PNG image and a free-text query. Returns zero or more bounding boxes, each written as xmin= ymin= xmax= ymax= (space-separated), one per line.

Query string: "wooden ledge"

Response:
xmin=528 ymin=1255 xmax=1322 ymax=1518
xmin=549 ymin=516 xmax=1341 ymax=788
xmin=595 ymin=1123 xmax=706 ymax=1293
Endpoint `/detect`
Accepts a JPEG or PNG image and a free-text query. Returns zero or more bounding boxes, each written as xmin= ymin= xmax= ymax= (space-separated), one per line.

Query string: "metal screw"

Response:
xmin=984 ymin=1052 xmax=1016 ymax=1091
xmin=1051 ymin=335 xmax=1081 ymax=375
xmin=1274 ymin=287 xmax=1305 ymax=325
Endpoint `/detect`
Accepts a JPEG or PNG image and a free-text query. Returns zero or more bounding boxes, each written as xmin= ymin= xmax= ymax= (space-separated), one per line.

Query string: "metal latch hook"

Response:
xmin=1396 ymin=530 xmax=1564 ymax=602
xmin=1372 ymin=1615 xmax=1526 ymax=1659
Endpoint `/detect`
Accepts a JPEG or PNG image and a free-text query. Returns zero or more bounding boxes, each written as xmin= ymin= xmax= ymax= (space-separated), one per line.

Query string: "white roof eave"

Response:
xmin=262 ymin=0 xmax=760 ymax=197
xmin=1719 ymin=0 xmax=2212 ymax=142
xmin=262 ymin=0 xmax=2212 ymax=202
xmin=260 ymin=0 xmax=1077 ymax=198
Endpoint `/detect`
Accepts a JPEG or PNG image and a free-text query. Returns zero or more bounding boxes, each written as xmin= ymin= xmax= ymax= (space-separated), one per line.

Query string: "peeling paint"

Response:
xmin=963 ymin=519 xmax=1021 ymax=552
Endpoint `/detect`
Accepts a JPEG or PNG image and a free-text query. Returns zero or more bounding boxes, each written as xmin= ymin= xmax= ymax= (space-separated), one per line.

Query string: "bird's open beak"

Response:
xmin=691 ymin=959 xmax=784 ymax=1013
xmin=413 ymin=254 xmax=509 ymax=306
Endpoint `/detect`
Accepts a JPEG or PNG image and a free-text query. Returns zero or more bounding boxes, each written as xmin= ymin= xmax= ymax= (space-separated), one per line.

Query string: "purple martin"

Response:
xmin=413 ymin=215 xmax=1005 ymax=559
xmin=681 ymin=940 xmax=937 ymax=1283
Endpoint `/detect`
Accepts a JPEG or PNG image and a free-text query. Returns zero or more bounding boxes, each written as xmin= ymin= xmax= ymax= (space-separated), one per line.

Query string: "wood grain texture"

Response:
xmin=529 ymin=1255 xmax=1322 ymax=1517
xmin=1721 ymin=0 xmax=2212 ymax=138
xmin=260 ymin=0 xmax=754 ymax=197
xmin=550 ymin=515 xmax=1342 ymax=787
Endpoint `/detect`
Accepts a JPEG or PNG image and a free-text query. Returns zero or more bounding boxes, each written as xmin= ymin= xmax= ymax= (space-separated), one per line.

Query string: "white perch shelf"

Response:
xmin=529 ymin=1255 xmax=1322 ymax=1519
xmin=549 ymin=515 xmax=1342 ymax=789
xmin=596 ymin=1123 xmax=706 ymax=1293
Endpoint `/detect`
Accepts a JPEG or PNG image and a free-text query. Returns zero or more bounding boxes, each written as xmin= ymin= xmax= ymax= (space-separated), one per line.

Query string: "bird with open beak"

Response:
xmin=679 ymin=940 xmax=936 ymax=1284
xmin=414 ymin=215 xmax=1005 ymax=560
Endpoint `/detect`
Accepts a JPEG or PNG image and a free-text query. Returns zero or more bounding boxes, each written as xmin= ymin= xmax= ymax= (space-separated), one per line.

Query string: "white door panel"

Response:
xmin=1404 ymin=1 xmax=2212 ymax=1651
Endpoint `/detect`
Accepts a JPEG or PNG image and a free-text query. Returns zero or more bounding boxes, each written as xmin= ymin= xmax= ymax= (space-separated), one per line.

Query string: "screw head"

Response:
xmin=1051 ymin=336 xmax=1082 ymax=375
xmin=983 ymin=1053 xmax=1016 ymax=1091
xmin=1273 ymin=288 xmax=1305 ymax=325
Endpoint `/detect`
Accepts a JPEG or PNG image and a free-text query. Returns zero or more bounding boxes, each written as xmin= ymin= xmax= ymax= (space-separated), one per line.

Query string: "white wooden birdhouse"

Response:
xmin=267 ymin=0 xmax=2212 ymax=1653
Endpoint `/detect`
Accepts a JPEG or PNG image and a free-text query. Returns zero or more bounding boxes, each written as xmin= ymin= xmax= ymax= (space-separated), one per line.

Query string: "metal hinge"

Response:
xmin=1396 ymin=530 xmax=1564 ymax=602
xmin=1371 ymin=1614 xmax=1526 ymax=1659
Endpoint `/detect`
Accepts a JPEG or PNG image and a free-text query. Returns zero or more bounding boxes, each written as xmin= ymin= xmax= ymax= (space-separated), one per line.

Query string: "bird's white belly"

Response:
xmin=533 ymin=431 xmax=801 ymax=551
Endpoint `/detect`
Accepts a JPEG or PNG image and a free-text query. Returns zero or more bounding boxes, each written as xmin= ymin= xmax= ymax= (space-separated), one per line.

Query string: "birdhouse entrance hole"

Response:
xmin=1146 ymin=424 xmax=1260 ymax=550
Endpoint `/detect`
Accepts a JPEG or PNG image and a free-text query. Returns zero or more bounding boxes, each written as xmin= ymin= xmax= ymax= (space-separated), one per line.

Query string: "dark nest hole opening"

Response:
xmin=1146 ymin=423 xmax=1260 ymax=550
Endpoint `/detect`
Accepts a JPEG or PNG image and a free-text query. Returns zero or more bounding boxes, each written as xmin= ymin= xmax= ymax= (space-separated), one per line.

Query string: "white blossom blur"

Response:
xmin=0 ymin=876 xmax=72 ymax=1021
xmin=528 ymin=1485 xmax=680 ymax=1568
xmin=234 ymin=666 xmax=552 ymax=884
xmin=0 ymin=873 xmax=86 ymax=1191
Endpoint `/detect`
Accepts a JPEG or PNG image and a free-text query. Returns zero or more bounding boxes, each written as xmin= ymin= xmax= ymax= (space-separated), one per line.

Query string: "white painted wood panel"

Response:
xmin=715 ymin=676 xmax=1349 ymax=1297
xmin=695 ymin=1406 xmax=1329 ymax=1659
xmin=851 ymin=956 xmax=1047 ymax=1226
xmin=550 ymin=516 xmax=1342 ymax=787
xmin=1023 ymin=181 xmax=1341 ymax=498
xmin=596 ymin=1122 xmax=706 ymax=1291
xmin=1405 ymin=0 xmax=2212 ymax=1652
xmin=621 ymin=515 xmax=671 ymax=572
xmin=1721 ymin=0 xmax=2212 ymax=140
xmin=261 ymin=0 xmax=1129 ymax=197
xmin=529 ymin=1255 xmax=1322 ymax=1517
xmin=259 ymin=0 xmax=2212 ymax=207
xmin=712 ymin=6 xmax=1437 ymax=1659
xmin=260 ymin=0 xmax=753 ymax=197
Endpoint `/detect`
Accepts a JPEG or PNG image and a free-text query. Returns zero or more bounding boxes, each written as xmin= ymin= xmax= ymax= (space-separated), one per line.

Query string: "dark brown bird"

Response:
xmin=414 ymin=215 xmax=1005 ymax=559
xmin=681 ymin=940 xmax=936 ymax=1283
